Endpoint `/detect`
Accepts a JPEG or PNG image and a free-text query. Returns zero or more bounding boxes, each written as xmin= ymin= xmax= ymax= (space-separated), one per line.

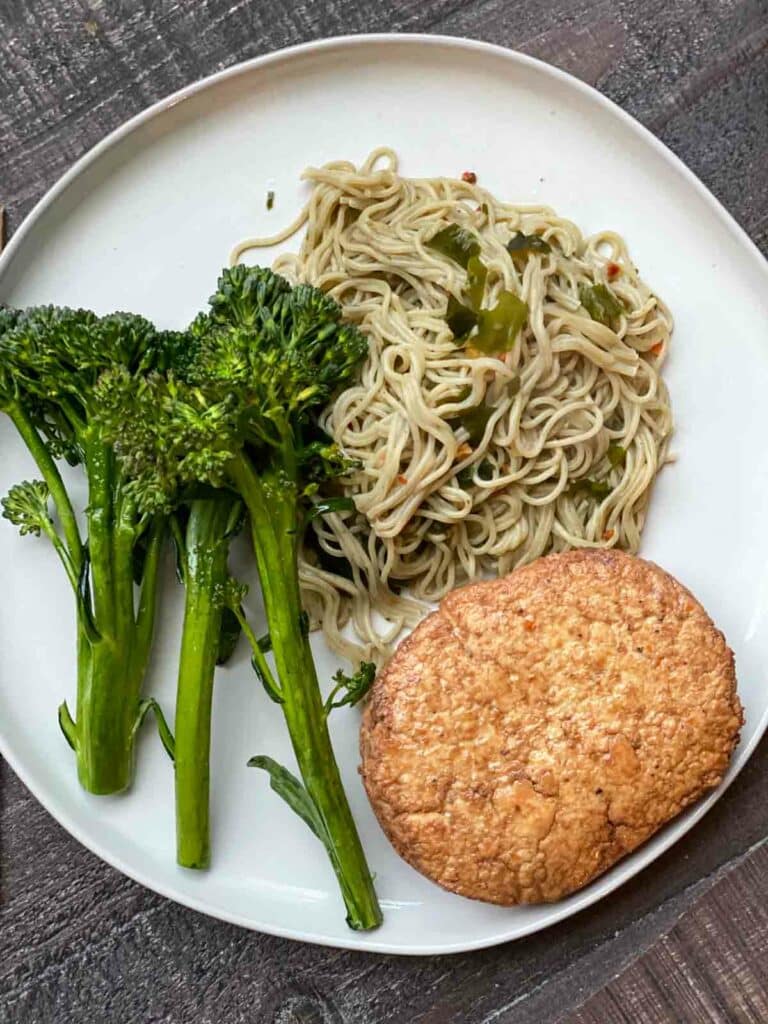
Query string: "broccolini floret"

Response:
xmin=2 ymin=479 xmax=54 ymax=537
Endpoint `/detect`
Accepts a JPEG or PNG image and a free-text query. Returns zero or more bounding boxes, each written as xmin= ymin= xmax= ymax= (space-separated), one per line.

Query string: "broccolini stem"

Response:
xmin=134 ymin=517 xmax=165 ymax=679
xmin=85 ymin=440 xmax=117 ymax=631
xmin=175 ymin=496 xmax=237 ymax=869
xmin=75 ymin=636 xmax=139 ymax=793
xmin=113 ymin=490 xmax=140 ymax=649
xmin=231 ymin=455 xmax=382 ymax=930
xmin=7 ymin=402 xmax=83 ymax=572
xmin=74 ymin=447 xmax=154 ymax=794
xmin=5 ymin=408 xmax=148 ymax=793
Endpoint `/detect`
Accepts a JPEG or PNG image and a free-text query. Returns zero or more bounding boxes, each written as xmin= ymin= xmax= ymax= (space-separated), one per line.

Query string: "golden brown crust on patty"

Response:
xmin=360 ymin=549 xmax=743 ymax=905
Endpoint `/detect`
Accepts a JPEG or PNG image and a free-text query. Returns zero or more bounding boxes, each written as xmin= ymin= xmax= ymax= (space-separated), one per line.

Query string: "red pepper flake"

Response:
xmin=603 ymin=528 xmax=615 ymax=540
xmin=523 ymin=618 xmax=536 ymax=632
xmin=606 ymin=261 xmax=621 ymax=280
xmin=650 ymin=341 xmax=664 ymax=356
xmin=461 ymin=170 xmax=477 ymax=184
xmin=397 ymin=474 xmax=408 ymax=484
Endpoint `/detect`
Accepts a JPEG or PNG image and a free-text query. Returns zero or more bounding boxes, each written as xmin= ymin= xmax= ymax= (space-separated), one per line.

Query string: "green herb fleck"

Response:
xmin=568 ymin=478 xmax=612 ymax=500
xmin=579 ymin=283 xmax=624 ymax=327
xmin=607 ymin=444 xmax=626 ymax=468
xmin=466 ymin=255 xmax=488 ymax=311
xmin=454 ymin=402 xmax=494 ymax=445
xmin=427 ymin=224 xmax=481 ymax=269
xmin=307 ymin=496 xmax=356 ymax=520
xmin=473 ymin=291 xmax=528 ymax=354
xmin=457 ymin=457 xmax=495 ymax=487
xmin=507 ymin=232 xmax=551 ymax=257
xmin=266 ymin=190 xmax=275 ymax=211
xmin=446 ymin=295 xmax=478 ymax=342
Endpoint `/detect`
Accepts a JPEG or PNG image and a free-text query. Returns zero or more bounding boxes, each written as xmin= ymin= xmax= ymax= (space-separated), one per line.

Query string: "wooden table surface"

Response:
xmin=2 ymin=2 xmax=768 ymax=1021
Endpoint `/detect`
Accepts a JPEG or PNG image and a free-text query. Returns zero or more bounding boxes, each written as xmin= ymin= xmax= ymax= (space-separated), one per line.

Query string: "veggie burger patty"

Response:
xmin=360 ymin=549 xmax=742 ymax=904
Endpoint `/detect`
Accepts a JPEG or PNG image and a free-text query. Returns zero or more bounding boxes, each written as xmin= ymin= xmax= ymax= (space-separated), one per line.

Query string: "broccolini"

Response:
xmin=97 ymin=266 xmax=382 ymax=929
xmin=170 ymin=491 xmax=243 ymax=869
xmin=0 ymin=306 xmax=169 ymax=794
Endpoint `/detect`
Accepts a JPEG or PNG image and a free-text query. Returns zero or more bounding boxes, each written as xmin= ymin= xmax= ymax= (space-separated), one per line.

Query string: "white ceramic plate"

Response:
xmin=1 ymin=34 xmax=767 ymax=956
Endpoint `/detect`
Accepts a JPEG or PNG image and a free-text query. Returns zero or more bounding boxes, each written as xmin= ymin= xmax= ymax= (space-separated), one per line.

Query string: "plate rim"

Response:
xmin=1 ymin=31 xmax=767 ymax=956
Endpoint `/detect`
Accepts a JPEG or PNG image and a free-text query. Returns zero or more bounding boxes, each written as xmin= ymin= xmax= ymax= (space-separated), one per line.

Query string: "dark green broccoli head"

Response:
xmin=0 ymin=306 xmax=179 ymax=463
xmin=95 ymin=369 xmax=239 ymax=513
xmin=95 ymin=266 xmax=370 ymax=514
xmin=149 ymin=328 xmax=198 ymax=377
xmin=207 ymin=262 xmax=292 ymax=330
xmin=187 ymin=266 xmax=368 ymax=419
xmin=0 ymin=306 xmax=163 ymax=410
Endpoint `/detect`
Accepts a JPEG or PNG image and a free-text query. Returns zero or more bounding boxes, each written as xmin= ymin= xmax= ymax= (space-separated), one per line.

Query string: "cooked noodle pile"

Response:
xmin=232 ymin=148 xmax=673 ymax=664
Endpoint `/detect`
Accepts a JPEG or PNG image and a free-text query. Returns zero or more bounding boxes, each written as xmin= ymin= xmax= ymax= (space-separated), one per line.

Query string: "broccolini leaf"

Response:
xmin=251 ymin=656 xmax=285 ymax=703
xmin=76 ymin=543 xmax=100 ymax=645
xmin=307 ymin=496 xmax=356 ymax=519
xmin=216 ymin=606 xmax=242 ymax=665
xmin=248 ymin=755 xmax=328 ymax=843
xmin=58 ymin=701 xmax=78 ymax=751
xmin=131 ymin=527 xmax=151 ymax=586
xmin=132 ymin=698 xmax=175 ymax=760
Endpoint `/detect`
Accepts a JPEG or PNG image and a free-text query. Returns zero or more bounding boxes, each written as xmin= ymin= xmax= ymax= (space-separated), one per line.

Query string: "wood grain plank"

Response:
xmin=566 ymin=842 xmax=768 ymax=1024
